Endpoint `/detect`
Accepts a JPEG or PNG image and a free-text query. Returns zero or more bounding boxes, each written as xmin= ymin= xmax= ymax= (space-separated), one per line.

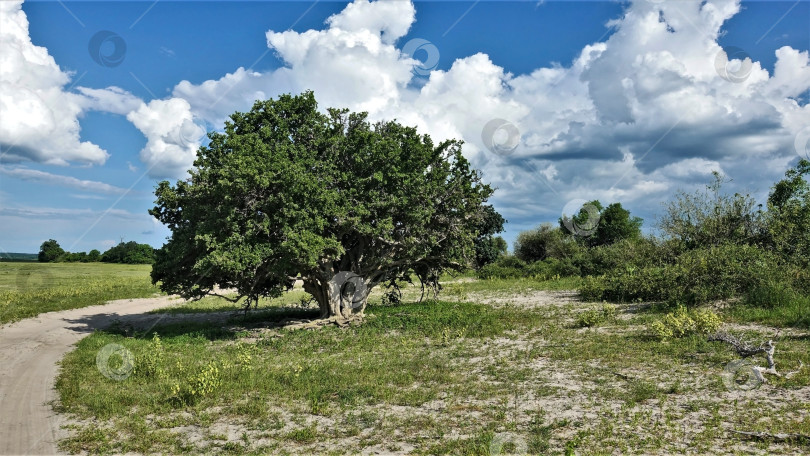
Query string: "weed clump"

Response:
xmin=171 ymin=361 xmax=222 ymax=404
xmin=136 ymin=333 xmax=167 ymax=379
xmin=576 ymin=303 xmax=617 ymax=328
xmin=650 ymin=306 xmax=722 ymax=339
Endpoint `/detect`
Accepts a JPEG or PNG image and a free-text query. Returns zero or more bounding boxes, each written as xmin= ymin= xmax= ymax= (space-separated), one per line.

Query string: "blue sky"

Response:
xmin=1 ymin=0 xmax=808 ymax=254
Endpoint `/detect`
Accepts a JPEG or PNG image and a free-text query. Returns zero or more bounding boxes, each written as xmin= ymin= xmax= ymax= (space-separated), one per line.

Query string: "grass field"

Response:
xmin=0 ymin=262 xmax=160 ymax=324
xmin=54 ymin=277 xmax=810 ymax=455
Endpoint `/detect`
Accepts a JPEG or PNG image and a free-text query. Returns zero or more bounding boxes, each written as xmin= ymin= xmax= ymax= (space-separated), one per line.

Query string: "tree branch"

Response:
xmin=709 ymin=331 xmax=804 ymax=379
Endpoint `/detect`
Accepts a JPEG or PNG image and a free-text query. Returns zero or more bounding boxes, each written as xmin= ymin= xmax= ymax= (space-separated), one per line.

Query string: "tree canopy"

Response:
xmin=658 ymin=172 xmax=764 ymax=249
xmin=36 ymin=239 xmax=106 ymax=263
xmin=514 ymin=223 xmax=578 ymax=263
xmin=101 ymin=241 xmax=155 ymax=264
xmin=766 ymin=159 xmax=810 ymax=266
xmin=473 ymin=205 xmax=507 ymax=268
xmin=38 ymin=239 xmax=64 ymax=263
xmin=150 ymin=92 xmax=494 ymax=318
xmin=559 ymin=200 xmax=642 ymax=248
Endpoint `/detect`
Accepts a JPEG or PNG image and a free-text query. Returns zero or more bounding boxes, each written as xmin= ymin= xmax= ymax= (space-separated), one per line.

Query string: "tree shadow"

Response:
xmin=60 ymin=307 xmax=321 ymax=342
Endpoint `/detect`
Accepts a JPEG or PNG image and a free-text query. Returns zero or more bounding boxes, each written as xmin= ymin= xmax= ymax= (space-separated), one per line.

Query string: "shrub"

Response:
xmin=526 ymin=258 xmax=580 ymax=279
xmin=477 ymin=256 xmax=526 ymax=279
xmin=515 ymin=223 xmax=579 ymax=263
xmin=744 ymin=280 xmax=800 ymax=309
xmin=658 ymin=172 xmax=766 ymax=249
xmin=576 ymin=304 xmax=617 ymax=328
xmin=579 ymin=243 xmax=783 ymax=306
xmin=765 ymin=159 xmax=810 ymax=267
xmin=579 ymin=266 xmax=679 ymax=303
xmin=675 ymin=243 xmax=780 ymax=305
xmin=577 ymin=237 xmax=673 ymax=277
xmin=497 ymin=256 xmax=527 ymax=270
xmin=649 ymin=306 xmax=722 ymax=339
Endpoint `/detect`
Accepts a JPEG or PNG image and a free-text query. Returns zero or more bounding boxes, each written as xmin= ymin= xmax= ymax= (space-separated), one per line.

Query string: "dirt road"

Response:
xmin=0 ymin=296 xmax=228 ymax=456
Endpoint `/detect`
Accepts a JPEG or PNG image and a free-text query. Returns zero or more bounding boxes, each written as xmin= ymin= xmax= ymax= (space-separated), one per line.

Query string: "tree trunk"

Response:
xmin=302 ymin=273 xmax=369 ymax=319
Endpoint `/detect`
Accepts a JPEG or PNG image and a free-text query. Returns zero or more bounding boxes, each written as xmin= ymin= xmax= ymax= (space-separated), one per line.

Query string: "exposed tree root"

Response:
xmin=730 ymin=430 xmax=810 ymax=443
xmin=280 ymin=314 xmax=365 ymax=331
xmin=709 ymin=331 xmax=804 ymax=381
xmin=612 ymin=371 xmax=635 ymax=381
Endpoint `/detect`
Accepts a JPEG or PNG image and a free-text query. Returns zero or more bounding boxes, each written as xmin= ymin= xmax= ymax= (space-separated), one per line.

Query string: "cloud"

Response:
xmin=173 ymin=0 xmax=417 ymax=127
xmin=166 ymin=0 xmax=808 ymax=233
xmin=0 ymin=1 xmax=108 ymax=166
xmin=69 ymin=194 xmax=109 ymax=200
xmin=0 ymin=166 xmax=129 ymax=194
xmin=76 ymin=86 xmax=144 ymax=116
xmin=126 ymin=98 xmax=206 ymax=179
xmin=0 ymin=2 xmax=204 ymax=179
xmin=6 ymin=0 xmax=800 ymax=236
xmin=0 ymin=206 xmax=141 ymax=220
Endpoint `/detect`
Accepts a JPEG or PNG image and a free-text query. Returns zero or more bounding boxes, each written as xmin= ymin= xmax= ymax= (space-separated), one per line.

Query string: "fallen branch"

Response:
xmin=709 ymin=331 xmax=804 ymax=380
xmin=730 ymin=430 xmax=810 ymax=443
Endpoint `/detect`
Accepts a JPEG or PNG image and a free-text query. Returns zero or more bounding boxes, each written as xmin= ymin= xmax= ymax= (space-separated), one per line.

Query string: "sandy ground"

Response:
xmin=0 ymin=295 xmax=235 ymax=456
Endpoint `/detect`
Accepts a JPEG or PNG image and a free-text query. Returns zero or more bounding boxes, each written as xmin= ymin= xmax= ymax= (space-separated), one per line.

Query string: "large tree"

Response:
xmin=150 ymin=92 xmax=493 ymax=319
xmin=38 ymin=239 xmax=64 ymax=263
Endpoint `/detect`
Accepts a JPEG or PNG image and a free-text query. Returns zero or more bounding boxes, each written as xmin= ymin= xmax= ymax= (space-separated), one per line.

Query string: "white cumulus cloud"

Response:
xmin=0 ymin=0 xmax=108 ymax=166
xmin=126 ymin=98 xmax=206 ymax=179
xmin=168 ymin=0 xmax=808 ymax=229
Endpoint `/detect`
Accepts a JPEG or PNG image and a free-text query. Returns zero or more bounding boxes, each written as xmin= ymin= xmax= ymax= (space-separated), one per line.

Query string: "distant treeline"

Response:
xmin=38 ymin=239 xmax=155 ymax=264
xmin=0 ymin=252 xmax=39 ymax=262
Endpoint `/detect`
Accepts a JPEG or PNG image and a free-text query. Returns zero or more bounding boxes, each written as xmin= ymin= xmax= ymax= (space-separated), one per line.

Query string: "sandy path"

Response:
xmin=0 ymin=296 xmax=233 ymax=456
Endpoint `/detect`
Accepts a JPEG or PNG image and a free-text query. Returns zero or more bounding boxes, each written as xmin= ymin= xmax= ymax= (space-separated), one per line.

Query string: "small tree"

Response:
xmin=88 ymin=249 xmax=101 ymax=262
xmin=591 ymin=202 xmax=642 ymax=247
xmin=559 ymin=200 xmax=642 ymax=247
xmin=150 ymin=92 xmax=493 ymax=319
xmin=766 ymin=159 xmax=810 ymax=266
xmin=38 ymin=239 xmax=64 ymax=263
xmin=560 ymin=200 xmax=603 ymax=239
